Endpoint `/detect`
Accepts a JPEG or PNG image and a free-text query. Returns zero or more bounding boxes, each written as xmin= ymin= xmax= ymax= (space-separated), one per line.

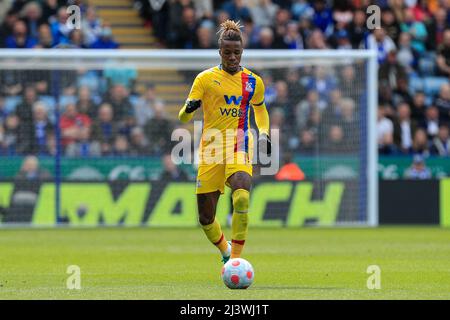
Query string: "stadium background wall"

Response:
xmin=1 ymin=179 xmax=449 ymax=227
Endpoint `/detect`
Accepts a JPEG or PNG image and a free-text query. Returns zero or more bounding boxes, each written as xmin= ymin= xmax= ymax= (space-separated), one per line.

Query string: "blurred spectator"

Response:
xmin=411 ymin=0 xmax=432 ymax=22
xmin=129 ymin=126 xmax=149 ymax=156
xmin=426 ymin=7 xmax=448 ymax=51
xmin=222 ymin=0 xmax=251 ymax=22
xmin=169 ymin=6 xmax=198 ymax=49
xmin=410 ymin=90 xmax=427 ymax=122
xmin=321 ymin=88 xmax=343 ymax=125
xmin=134 ymin=85 xmax=163 ymax=127
xmin=111 ymin=135 xmax=130 ymax=156
xmin=159 ymin=153 xmax=189 ymax=181
xmin=144 ymin=102 xmax=175 ymax=155
xmin=312 ymin=0 xmax=333 ymax=36
xmin=76 ymin=86 xmax=98 ymax=119
xmin=306 ymin=28 xmax=329 ymax=49
xmin=194 ymin=24 xmax=215 ymax=49
xmin=411 ymin=128 xmax=430 ymax=156
xmin=436 ymin=29 xmax=450 ymax=78
xmin=251 ymin=27 xmax=275 ymax=49
xmin=15 ymin=155 xmax=51 ymax=180
xmin=104 ymin=84 xmax=134 ymax=123
xmin=60 ymin=103 xmax=92 ymax=148
xmin=347 ymin=9 xmax=367 ymax=49
xmin=6 ymin=20 xmax=37 ymax=48
xmin=285 ymin=68 xmax=304 ymax=104
xmin=419 ymin=105 xmax=441 ymax=140
xmin=430 ymin=124 xmax=450 ymax=156
xmin=381 ymin=8 xmax=401 ymax=44
xmin=250 ymin=0 xmax=278 ymax=28
xmin=0 ymin=114 xmax=20 ymax=155
xmin=20 ymin=1 xmax=45 ymax=41
xmin=261 ymin=71 xmax=277 ymax=105
xmin=66 ymin=126 xmax=101 ymax=157
xmin=364 ymin=28 xmax=396 ymax=64
xmin=393 ymin=102 xmax=418 ymax=154
xmin=434 ymin=83 xmax=450 ymax=122
xmin=284 ymin=20 xmax=304 ymax=49
xmin=15 ymin=85 xmax=38 ymax=130
xmin=396 ymin=32 xmax=419 ymax=73
xmin=0 ymin=1 xmax=14 ymax=22
xmin=41 ymin=0 xmax=60 ymax=23
xmin=379 ymin=50 xmax=407 ymax=99
xmin=90 ymin=26 xmax=119 ymax=49
xmin=290 ymin=0 xmax=314 ymax=21
xmin=69 ymin=29 xmax=87 ymax=48
xmin=340 ymin=97 xmax=358 ymax=135
xmin=50 ymin=6 xmax=71 ymax=46
xmin=36 ymin=23 xmax=54 ymax=48
xmin=404 ymin=154 xmax=432 ymax=179
xmin=0 ymin=96 xmax=7 ymax=124
xmin=28 ymin=101 xmax=54 ymax=155
xmin=305 ymin=66 xmax=337 ymax=102
xmin=377 ymin=104 xmax=396 ymax=155
xmin=295 ymin=128 xmax=316 ymax=154
xmin=275 ymin=152 xmax=305 ymax=181
xmin=323 ymin=125 xmax=346 ymax=153
xmin=338 ymin=64 xmax=360 ymax=102
xmin=269 ymin=107 xmax=289 ymax=152
xmin=0 ymin=9 xmax=19 ymax=48
xmin=392 ymin=77 xmax=413 ymax=108
xmin=81 ymin=6 xmax=102 ymax=47
xmin=400 ymin=8 xmax=428 ymax=54
xmin=295 ymin=90 xmax=326 ymax=130
xmin=91 ymin=103 xmax=118 ymax=155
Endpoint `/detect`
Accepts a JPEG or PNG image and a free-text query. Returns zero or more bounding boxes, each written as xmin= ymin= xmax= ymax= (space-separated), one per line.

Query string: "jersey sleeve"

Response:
xmin=251 ymin=75 xmax=265 ymax=107
xmin=187 ymin=72 xmax=205 ymax=101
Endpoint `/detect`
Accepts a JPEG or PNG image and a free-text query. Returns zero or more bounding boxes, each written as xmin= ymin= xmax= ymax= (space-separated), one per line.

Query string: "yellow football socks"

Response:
xmin=231 ymin=188 xmax=249 ymax=258
xmin=201 ymin=219 xmax=229 ymax=255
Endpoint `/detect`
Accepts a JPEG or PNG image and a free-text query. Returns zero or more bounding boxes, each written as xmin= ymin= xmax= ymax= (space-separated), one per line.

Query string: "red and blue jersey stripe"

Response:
xmin=235 ymin=72 xmax=256 ymax=155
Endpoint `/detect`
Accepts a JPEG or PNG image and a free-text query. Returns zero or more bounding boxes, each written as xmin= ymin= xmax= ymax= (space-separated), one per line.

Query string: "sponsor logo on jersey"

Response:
xmin=224 ymin=95 xmax=243 ymax=105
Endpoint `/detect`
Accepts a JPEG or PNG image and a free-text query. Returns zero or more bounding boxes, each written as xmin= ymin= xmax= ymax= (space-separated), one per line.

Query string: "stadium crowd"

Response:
xmin=0 ymin=0 xmax=449 ymax=162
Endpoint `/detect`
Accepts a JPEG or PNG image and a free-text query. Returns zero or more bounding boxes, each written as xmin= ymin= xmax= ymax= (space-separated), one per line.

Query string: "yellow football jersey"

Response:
xmin=187 ymin=65 xmax=265 ymax=163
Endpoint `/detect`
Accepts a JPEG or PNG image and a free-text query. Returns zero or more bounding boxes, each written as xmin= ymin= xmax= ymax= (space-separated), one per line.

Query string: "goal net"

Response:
xmin=0 ymin=49 xmax=377 ymax=227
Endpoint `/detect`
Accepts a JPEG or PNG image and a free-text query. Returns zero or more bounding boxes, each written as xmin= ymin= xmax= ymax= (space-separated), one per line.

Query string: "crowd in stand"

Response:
xmin=0 ymin=0 xmax=119 ymax=49
xmin=0 ymin=0 xmax=449 ymax=161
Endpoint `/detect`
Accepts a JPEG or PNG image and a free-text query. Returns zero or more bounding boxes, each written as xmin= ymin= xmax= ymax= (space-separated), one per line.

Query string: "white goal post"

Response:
xmin=0 ymin=49 xmax=378 ymax=227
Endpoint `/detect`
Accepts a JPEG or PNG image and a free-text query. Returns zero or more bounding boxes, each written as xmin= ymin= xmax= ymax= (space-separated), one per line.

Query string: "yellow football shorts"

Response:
xmin=196 ymin=152 xmax=253 ymax=194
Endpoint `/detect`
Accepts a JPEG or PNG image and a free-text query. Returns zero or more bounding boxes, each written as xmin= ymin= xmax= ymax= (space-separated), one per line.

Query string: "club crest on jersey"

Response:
xmin=245 ymin=81 xmax=253 ymax=93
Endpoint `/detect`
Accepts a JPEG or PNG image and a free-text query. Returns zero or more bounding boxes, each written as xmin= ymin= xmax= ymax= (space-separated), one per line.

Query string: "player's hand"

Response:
xmin=185 ymin=99 xmax=202 ymax=113
xmin=258 ymin=133 xmax=271 ymax=156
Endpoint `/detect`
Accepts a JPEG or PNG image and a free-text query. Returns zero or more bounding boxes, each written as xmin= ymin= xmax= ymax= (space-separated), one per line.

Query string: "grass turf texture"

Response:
xmin=0 ymin=227 xmax=449 ymax=300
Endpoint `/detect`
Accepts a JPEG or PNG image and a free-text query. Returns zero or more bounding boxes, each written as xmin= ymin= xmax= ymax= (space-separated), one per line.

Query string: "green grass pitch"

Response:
xmin=0 ymin=227 xmax=449 ymax=300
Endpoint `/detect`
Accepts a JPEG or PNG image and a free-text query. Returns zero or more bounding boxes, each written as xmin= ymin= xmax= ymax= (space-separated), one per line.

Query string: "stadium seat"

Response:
xmin=4 ymin=96 xmax=22 ymax=113
xmin=423 ymin=77 xmax=449 ymax=97
xmin=409 ymin=76 xmax=424 ymax=94
xmin=418 ymin=57 xmax=436 ymax=76
xmin=60 ymin=95 xmax=77 ymax=108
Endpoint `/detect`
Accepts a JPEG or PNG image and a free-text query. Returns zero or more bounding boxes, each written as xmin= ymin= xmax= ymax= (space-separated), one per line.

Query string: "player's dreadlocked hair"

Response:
xmin=217 ymin=20 xmax=243 ymax=46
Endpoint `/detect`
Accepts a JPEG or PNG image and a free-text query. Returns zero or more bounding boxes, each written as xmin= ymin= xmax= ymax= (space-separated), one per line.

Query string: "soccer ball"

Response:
xmin=221 ymin=258 xmax=254 ymax=289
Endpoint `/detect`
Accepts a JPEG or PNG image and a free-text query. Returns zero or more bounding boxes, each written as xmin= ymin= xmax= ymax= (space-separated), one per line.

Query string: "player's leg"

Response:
xmin=226 ymin=171 xmax=252 ymax=259
xmin=197 ymin=192 xmax=231 ymax=261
